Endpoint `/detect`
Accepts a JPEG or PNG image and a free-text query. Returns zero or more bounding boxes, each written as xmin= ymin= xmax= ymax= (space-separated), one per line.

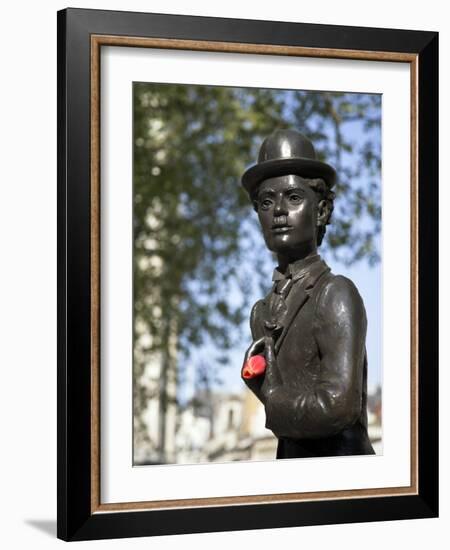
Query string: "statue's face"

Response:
xmin=256 ymin=174 xmax=318 ymax=259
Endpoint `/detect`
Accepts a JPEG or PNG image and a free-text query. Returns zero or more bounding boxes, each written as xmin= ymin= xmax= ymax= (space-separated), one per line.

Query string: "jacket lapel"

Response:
xmin=273 ymin=260 xmax=330 ymax=354
xmin=273 ymin=283 xmax=308 ymax=354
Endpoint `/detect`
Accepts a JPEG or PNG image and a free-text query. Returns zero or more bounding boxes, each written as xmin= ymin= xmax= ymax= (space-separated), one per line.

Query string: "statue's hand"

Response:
xmin=243 ymin=337 xmax=266 ymax=364
xmin=241 ymin=336 xmax=281 ymax=384
xmin=241 ymin=337 xmax=282 ymax=406
xmin=242 ymin=337 xmax=266 ymax=379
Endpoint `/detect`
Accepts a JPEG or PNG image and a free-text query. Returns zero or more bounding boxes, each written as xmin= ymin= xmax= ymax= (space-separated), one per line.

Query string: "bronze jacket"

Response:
xmin=243 ymin=256 xmax=375 ymax=458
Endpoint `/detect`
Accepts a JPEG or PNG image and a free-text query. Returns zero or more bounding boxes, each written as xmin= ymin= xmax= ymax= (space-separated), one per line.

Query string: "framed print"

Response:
xmin=57 ymin=8 xmax=438 ymax=541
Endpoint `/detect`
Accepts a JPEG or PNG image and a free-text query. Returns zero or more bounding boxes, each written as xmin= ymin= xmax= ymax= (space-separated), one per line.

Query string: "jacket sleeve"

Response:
xmin=263 ymin=276 xmax=367 ymax=439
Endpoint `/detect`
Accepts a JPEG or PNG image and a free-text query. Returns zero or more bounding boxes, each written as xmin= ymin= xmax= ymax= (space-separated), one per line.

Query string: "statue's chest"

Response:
xmin=271 ymin=290 xmax=321 ymax=388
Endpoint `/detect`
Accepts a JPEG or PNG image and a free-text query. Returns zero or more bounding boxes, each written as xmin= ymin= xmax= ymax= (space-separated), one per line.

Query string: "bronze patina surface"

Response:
xmin=241 ymin=129 xmax=375 ymax=459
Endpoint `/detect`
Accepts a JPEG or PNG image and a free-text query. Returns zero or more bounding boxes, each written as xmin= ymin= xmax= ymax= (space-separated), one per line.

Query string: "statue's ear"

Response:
xmin=317 ymin=199 xmax=330 ymax=226
xmin=252 ymin=200 xmax=259 ymax=213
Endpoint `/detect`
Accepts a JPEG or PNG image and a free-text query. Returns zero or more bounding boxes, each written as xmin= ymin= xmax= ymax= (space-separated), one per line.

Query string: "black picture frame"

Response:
xmin=57 ymin=7 xmax=438 ymax=541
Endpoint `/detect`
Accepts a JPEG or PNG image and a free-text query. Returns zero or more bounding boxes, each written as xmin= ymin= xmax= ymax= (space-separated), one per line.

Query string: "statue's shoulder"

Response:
xmin=316 ymin=273 xmax=367 ymax=324
xmin=250 ymin=298 xmax=265 ymax=323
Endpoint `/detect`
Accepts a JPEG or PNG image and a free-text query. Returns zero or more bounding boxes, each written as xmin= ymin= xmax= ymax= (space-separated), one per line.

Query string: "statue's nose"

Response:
xmin=274 ymin=195 xmax=288 ymax=216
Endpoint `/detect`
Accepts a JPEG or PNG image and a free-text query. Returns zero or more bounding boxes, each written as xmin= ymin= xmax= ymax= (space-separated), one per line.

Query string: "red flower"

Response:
xmin=242 ymin=354 xmax=266 ymax=379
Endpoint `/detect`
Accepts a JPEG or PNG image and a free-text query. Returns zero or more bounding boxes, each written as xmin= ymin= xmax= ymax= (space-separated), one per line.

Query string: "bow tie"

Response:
xmin=274 ymin=276 xmax=293 ymax=296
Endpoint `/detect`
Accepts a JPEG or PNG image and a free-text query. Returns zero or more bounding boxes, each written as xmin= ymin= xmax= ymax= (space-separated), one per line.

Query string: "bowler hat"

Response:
xmin=242 ymin=129 xmax=336 ymax=197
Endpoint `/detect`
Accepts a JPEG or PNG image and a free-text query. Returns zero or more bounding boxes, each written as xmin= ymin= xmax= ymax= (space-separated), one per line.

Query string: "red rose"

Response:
xmin=242 ymin=354 xmax=266 ymax=379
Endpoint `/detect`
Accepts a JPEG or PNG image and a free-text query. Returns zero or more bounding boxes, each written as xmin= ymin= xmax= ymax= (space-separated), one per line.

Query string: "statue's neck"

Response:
xmin=276 ymin=248 xmax=318 ymax=274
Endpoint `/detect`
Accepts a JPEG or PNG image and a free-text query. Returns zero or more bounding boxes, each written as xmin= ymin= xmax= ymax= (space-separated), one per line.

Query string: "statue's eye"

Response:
xmin=260 ymin=198 xmax=273 ymax=209
xmin=289 ymin=194 xmax=302 ymax=203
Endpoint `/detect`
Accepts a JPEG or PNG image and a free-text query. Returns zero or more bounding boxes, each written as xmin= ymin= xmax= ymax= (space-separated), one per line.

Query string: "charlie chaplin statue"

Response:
xmin=241 ymin=129 xmax=375 ymax=459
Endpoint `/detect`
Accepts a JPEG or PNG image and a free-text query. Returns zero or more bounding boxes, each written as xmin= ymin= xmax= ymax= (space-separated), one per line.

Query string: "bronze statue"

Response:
xmin=241 ymin=129 xmax=375 ymax=459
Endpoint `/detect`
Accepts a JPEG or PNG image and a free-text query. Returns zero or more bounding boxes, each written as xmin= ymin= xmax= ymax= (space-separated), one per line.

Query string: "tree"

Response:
xmin=132 ymin=83 xmax=381 ymax=462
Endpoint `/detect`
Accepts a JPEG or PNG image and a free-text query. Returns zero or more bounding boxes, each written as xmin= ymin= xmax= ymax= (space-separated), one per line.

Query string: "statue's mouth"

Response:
xmin=272 ymin=225 xmax=292 ymax=234
xmin=272 ymin=215 xmax=292 ymax=233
